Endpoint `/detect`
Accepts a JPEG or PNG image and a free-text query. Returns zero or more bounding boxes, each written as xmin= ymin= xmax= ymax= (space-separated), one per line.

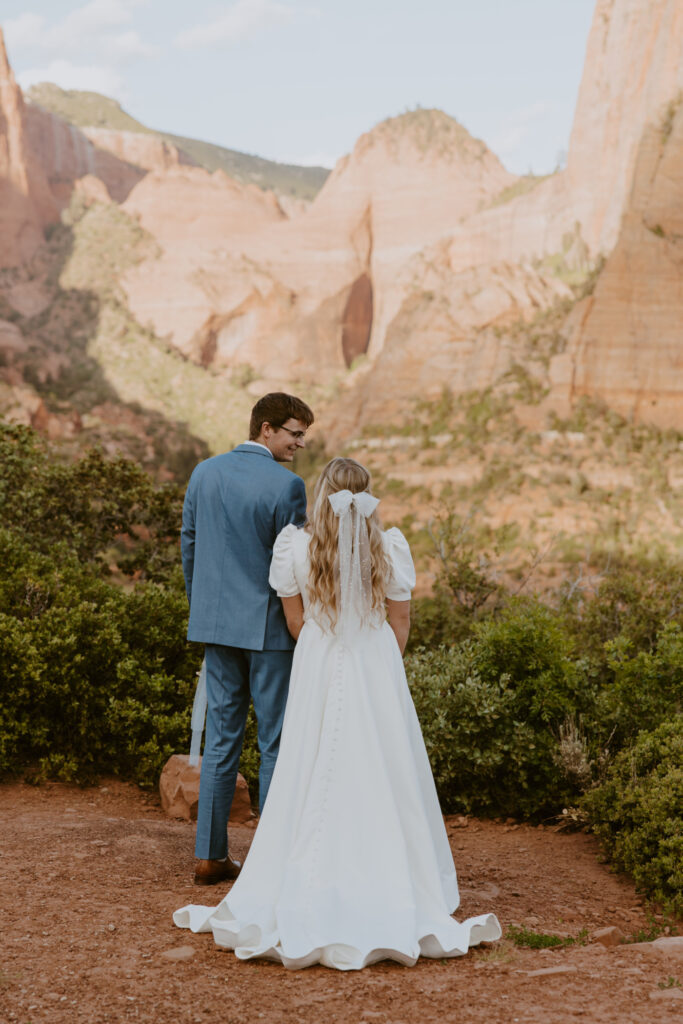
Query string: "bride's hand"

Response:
xmin=281 ymin=594 xmax=305 ymax=640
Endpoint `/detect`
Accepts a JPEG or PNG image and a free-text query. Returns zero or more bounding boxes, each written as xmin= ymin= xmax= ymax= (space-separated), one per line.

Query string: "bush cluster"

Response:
xmin=407 ymin=601 xmax=582 ymax=819
xmin=0 ymin=422 xmax=183 ymax=582
xmin=583 ymin=716 xmax=683 ymax=915
xmin=0 ymin=423 xmax=201 ymax=784
xmin=0 ymin=530 xmax=199 ymax=784
xmin=406 ymin=607 xmax=681 ymax=825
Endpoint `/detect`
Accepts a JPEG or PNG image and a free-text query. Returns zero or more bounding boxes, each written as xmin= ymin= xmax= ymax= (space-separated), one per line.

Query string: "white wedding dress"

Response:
xmin=173 ymin=524 xmax=501 ymax=970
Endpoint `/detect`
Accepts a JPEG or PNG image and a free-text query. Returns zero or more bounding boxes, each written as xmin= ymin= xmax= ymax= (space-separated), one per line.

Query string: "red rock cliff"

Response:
xmin=0 ymin=29 xmax=56 ymax=267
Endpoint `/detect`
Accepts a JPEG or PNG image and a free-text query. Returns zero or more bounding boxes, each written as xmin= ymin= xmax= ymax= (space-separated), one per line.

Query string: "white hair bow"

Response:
xmin=328 ymin=489 xmax=380 ymax=518
xmin=327 ymin=490 xmax=380 ymax=637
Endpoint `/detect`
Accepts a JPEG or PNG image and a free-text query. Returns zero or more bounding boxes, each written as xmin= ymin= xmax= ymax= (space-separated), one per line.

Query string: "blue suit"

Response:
xmin=181 ymin=443 xmax=307 ymax=859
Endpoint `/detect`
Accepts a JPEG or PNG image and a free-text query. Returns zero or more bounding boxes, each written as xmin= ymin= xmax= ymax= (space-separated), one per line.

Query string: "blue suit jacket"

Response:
xmin=181 ymin=444 xmax=307 ymax=650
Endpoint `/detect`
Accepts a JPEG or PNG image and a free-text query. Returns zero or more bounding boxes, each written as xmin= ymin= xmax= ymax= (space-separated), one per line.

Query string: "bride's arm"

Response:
xmin=386 ymin=599 xmax=410 ymax=654
xmin=281 ymin=595 xmax=305 ymax=640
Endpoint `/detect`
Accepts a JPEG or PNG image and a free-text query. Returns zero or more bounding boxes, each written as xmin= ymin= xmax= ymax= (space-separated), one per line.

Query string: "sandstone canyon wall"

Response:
xmin=0 ymin=22 xmax=204 ymax=270
xmin=320 ymin=0 xmax=683 ymax=434
xmin=303 ymin=112 xmax=517 ymax=359
xmin=445 ymin=0 xmax=683 ymax=275
xmin=120 ymin=0 xmax=683 ymax=416
xmin=120 ymin=167 xmax=287 ymax=366
xmin=0 ymin=29 xmax=56 ymax=267
xmin=566 ymin=0 xmax=683 ymax=254
xmin=322 ymin=256 xmax=574 ymax=441
xmin=119 ymin=109 xmax=520 ymax=384
xmin=23 ymin=105 xmax=143 ymax=205
xmin=1 ymin=0 xmax=682 ymax=444
xmin=553 ymin=98 xmax=683 ymax=427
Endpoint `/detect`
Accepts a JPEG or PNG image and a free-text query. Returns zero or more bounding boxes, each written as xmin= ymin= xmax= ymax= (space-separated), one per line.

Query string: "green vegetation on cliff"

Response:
xmin=27 ymin=83 xmax=154 ymax=133
xmin=161 ymin=132 xmax=330 ymax=199
xmin=488 ymin=173 xmax=551 ymax=208
xmin=26 ymin=83 xmax=330 ymax=200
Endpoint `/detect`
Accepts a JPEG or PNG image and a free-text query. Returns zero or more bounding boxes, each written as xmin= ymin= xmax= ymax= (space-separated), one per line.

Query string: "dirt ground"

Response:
xmin=2 ymin=781 xmax=681 ymax=1024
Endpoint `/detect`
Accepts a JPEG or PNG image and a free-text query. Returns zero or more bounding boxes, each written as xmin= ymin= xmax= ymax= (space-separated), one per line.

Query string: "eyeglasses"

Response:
xmin=276 ymin=424 xmax=307 ymax=440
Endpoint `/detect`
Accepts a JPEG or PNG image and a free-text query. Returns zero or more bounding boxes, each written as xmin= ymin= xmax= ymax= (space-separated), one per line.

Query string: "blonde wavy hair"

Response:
xmin=307 ymin=458 xmax=391 ymax=626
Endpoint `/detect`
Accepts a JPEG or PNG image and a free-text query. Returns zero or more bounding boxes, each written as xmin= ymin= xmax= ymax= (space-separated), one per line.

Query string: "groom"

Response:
xmin=181 ymin=392 xmax=314 ymax=885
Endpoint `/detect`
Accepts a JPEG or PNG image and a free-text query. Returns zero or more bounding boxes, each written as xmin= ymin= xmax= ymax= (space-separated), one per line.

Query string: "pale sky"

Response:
xmin=3 ymin=0 xmax=597 ymax=174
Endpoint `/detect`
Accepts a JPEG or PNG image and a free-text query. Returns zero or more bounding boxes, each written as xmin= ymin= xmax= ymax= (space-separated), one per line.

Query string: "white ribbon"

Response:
xmin=328 ymin=490 xmax=380 ymax=636
xmin=189 ymin=659 xmax=207 ymax=766
xmin=328 ymin=489 xmax=380 ymax=519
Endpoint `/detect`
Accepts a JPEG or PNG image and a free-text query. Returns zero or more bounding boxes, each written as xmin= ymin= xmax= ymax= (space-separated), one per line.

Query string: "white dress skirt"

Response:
xmin=173 ymin=525 xmax=501 ymax=970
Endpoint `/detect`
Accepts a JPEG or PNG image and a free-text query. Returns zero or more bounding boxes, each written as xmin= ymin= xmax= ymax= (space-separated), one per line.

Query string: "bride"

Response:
xmin=174 ymin=457 xmax=501 ymax=970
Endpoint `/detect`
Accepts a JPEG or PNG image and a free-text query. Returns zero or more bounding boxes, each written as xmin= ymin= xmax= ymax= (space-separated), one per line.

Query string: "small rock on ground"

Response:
xmin=525 ymin=966 xmax=578 ymax=977
xmin=160 ymin=946 xmax=196 ymax=962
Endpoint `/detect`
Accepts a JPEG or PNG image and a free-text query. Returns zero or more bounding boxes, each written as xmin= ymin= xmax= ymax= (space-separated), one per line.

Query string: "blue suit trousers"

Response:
xmin=194 ymin=643 xmax=293 ymax=860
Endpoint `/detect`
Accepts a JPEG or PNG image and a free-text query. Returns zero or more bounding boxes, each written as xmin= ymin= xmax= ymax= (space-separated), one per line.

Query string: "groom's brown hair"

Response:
xmin=249 ymin=393 xmax=314 ymax=440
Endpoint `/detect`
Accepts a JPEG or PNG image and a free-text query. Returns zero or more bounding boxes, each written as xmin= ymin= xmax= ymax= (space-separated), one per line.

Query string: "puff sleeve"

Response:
xmin=383 ymin=527 xmax=417 ymax=601
xmin=269 ymin=524 xmax=301 ymax=597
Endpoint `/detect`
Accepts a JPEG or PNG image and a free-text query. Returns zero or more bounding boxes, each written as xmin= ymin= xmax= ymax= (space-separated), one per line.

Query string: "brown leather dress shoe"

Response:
xmin=194 ymin=855 xmax=242 ymax=886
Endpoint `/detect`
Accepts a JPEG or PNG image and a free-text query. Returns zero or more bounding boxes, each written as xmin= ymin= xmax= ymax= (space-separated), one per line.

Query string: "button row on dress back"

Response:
xmin=306 ymin=643 xmax=345 ymax=908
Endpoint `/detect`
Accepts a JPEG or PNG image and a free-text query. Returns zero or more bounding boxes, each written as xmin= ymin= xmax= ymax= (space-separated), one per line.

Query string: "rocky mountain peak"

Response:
xmin=356 ymin=107 xmax=493 ymax=166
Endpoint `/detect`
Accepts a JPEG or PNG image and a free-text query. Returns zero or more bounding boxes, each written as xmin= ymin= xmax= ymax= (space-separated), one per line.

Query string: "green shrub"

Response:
xmin=0 ymin=614 xmax=44 ymax=770
xmin=0 ymin=422 xmax=268 ymax=790
xmin=406 ymin=601 xmax=584 ymax=818
xmin=563 ymin=557 xmax=683 ymax=662
xmin=406 ymin=509 xmax=505 ymax=652
xmin=591 ymin=624 xmax=683 ymax=750
xmin=0 ymin=529 xmax=200 ymax=785
xmin=0 ymin=422 xmax=183 ymax=582
xmin=583 ymin=716 xmax=683 ymax=914
xmin=507 ymin=925 xmax=589 ymax=949
xmin=408 ymin=590 xmax=476 ymax=650
xmin=239 ymin=707 xmax=260 ymax=798
xmin=407 ymin=644 xmax=535 ymax=816
xmin=470 ymin=600 xmax=588 ymax=725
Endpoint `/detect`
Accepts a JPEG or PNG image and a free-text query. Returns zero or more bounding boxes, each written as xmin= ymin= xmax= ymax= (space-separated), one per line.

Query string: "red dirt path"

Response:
xmin=2 ymin=780 xmax=681 ymax=1024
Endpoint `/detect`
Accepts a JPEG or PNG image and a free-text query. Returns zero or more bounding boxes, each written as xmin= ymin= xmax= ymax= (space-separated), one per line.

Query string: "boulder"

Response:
xmin=0 ymin=319 xmax=26 ymax=356
xmin=73 ymin=174 xmax=112 ymax=207
xmin=6 ymin=280 xmax=51 ymax=318
xmin=159 ymin=754 xmax=254 ymax=824
xmin=627 ymin=936 xmax=683 ymax=961
xmin=649 ymin=988 xmax=683 ymax=1001
xmin=592 ymin=926 xmax=625 ymax=947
